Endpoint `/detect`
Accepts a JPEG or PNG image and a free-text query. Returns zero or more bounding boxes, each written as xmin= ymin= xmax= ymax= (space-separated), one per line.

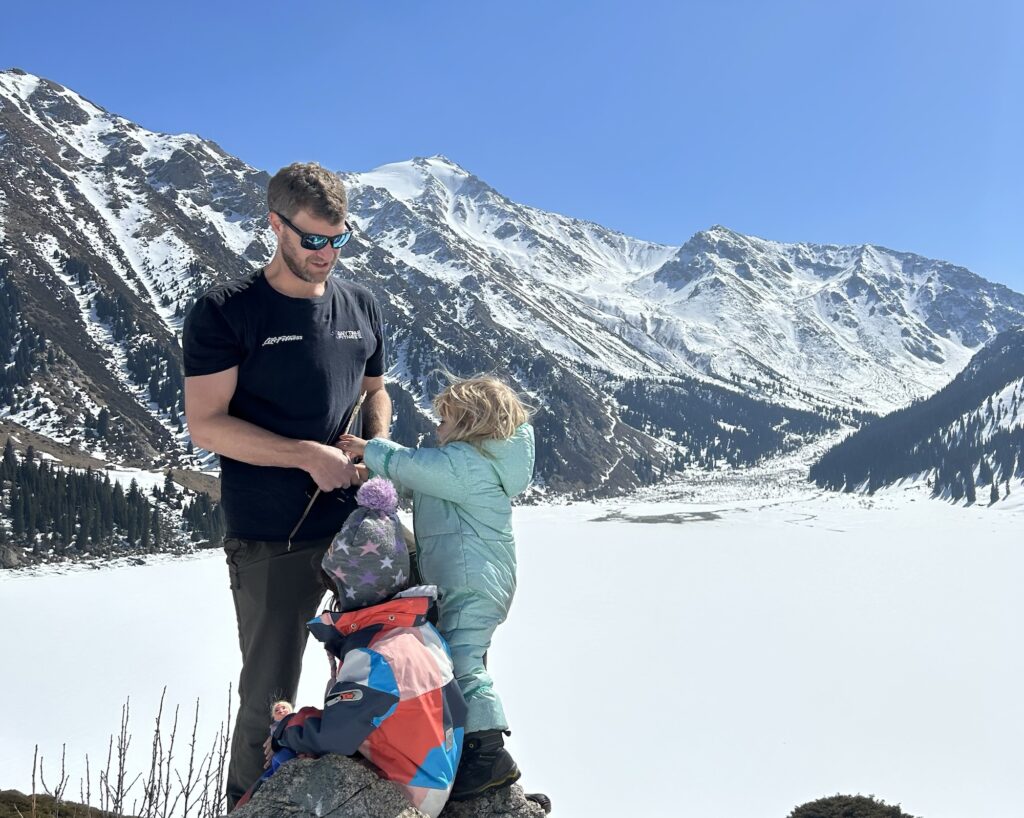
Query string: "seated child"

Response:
xmin=340 ymin=375 xmax=537 ymax=801
xmin=267 ymin=477 xmax=467 ymax=818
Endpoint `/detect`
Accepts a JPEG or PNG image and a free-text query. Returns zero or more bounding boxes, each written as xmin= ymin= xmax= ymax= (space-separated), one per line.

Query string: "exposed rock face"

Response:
xmin=233 ymin=755 xmax=548 ymax=818
xmin=232 ymin=755 xmax=422 ymax=818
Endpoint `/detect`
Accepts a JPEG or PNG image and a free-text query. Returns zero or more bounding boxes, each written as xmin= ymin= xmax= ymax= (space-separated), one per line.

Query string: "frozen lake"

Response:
xmin=2 ymin=478 xmax=1022 ymax=817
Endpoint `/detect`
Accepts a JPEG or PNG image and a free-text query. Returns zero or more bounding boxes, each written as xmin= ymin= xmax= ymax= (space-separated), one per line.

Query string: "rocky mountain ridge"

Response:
xmin=345 ymin=154 xmax=1024 ymax=414
xmin=2 ymin=68 xmax=1023 ymax=509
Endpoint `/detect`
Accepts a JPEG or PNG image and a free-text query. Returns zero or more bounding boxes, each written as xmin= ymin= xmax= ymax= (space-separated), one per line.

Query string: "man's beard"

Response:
xmin=282 ymin=243 xmax=334 ymax=284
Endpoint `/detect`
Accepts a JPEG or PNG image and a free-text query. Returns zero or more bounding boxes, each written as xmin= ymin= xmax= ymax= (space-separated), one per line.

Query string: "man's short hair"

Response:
xmin=267 ymin=162 xmax=348 ymax=223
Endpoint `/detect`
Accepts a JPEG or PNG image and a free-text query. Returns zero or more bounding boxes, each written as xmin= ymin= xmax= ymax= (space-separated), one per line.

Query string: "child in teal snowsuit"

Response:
xmin=340 ymin=375 xmax=534 ymax=801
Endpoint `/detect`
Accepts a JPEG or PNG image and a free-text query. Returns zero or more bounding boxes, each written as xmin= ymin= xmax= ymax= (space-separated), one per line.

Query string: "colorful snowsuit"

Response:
xmin=363 ymin=423 xmax=535 ymax=734
xmin=272 ymin=588 xmax=467 ymax=818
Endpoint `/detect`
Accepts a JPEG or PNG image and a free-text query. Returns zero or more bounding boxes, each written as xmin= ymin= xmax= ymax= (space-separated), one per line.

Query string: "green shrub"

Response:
xmin=788 ymin=793 xmax=919 ymax=818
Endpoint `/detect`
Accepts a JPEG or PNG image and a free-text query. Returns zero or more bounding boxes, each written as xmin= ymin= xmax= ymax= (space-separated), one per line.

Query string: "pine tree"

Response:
xmin=2 ymin=438 xmax=16 ymax=474
xmin=97 ymin=408 xmax=110 ymax=438
xmin=963 ymin=469 xmax=977 ymax=504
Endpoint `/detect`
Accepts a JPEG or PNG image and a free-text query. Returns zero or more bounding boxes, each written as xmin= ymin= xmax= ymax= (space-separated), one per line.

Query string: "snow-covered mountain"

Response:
xmin=810 ymin=326 xmax=1024 ymax=501
xmin=0 ymin=68 xmax=270 ymax=467
xmin=342 ymin=158 xmax=680 ymax=379
xmin=2 ymin=67 xmax=1023 ymax=503
xmin=344 ymin=156 xmax=1024 ymax=414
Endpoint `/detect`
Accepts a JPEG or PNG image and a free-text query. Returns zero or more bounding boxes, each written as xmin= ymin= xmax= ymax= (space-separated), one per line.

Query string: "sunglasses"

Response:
xmin=274 ymin=211 xmax=353 ymax=251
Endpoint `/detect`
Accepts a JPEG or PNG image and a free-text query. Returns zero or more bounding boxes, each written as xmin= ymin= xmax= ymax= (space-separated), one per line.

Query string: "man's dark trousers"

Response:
xmin=224 ymin=535 xmax=333 ymax=810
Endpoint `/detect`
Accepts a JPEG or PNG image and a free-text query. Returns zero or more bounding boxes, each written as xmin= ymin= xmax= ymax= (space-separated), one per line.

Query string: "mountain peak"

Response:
xmin=413 ymin=155 xmax=481 ymax=186
xmin=351 ymin=155 xmax=492 ymax=206
xmin=0 ymin=67 xmax=43 ymax=102
xmin=399 ymin=154 xmax=472 ymax=176
xmin=675 ymin=224 xmax=753 ymax=260
xmin=422 ymin=153 xmax=464 ymax=169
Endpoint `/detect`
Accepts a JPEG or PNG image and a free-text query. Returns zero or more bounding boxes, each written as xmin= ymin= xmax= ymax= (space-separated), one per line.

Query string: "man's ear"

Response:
xmin=268 ymin=211 xmax=283 ymax=237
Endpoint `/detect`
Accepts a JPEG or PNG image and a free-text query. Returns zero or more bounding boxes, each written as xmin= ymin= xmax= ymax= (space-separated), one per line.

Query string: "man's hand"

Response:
xmin=304 ymin=443 xmax=359 ymax=491
xmin=338 ymin=434 xmax=367 ymax=457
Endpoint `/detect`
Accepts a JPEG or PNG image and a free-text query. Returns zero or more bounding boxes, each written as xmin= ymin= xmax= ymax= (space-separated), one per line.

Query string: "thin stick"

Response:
xmin=31 ymin=745 xmax=38 ymax=818
xmin=288 ymin=392 xmax=367 ymax=548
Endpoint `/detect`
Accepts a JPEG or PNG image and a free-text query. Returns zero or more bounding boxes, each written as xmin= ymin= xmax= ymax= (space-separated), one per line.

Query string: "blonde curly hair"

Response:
xmin=433 ymin=375 xmax=532 ymax=447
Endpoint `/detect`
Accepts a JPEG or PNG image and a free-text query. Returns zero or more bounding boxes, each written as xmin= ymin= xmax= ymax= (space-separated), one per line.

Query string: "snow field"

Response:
xmin=500 ymin=497 xmax=1024 ymax=817
xmin=1 ymin=491 xmax=1022 ymax=817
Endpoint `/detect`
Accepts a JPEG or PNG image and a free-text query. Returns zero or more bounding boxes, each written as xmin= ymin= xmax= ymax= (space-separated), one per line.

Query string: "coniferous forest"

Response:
xmin=0 ymin=264 xmax=47 ymax=408
xmin=0 ymin=438 xmax=224 ymax=562
xmin=615 ymin=376 xmax=858 ymax=469
xmin=810 ymin=326 xmax=1024 ymax=502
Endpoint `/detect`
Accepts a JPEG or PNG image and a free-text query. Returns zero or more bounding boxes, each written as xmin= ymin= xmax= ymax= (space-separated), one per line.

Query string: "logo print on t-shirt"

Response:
xmin=333 ymin=330 xmax=363 ymax=340
xmin=262 ymin=334 xmax=303 ymax=347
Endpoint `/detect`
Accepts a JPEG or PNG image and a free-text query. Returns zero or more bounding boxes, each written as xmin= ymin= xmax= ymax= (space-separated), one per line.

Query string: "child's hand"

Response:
xmin=353 ymin=463 xmax=369 ymax=484
xmin=338 ymin=434 xmax=367 ymax=457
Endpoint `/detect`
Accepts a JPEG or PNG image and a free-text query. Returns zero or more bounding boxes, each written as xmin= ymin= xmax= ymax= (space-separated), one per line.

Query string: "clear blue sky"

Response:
xmin=3 ymin=1 xmax=1022 ymax=290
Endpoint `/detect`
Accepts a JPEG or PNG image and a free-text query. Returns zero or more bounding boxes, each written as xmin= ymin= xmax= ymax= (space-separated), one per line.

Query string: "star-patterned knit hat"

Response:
xmin=322 ymin=477 xmax=409 ymax=612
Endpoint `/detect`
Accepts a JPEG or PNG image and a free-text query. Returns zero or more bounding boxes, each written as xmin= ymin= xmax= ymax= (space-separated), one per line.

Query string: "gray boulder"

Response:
xmin=0 ymin=546 xmax=22 ymax=569
xmin=233 ymin=754 xmax=548 ymax=818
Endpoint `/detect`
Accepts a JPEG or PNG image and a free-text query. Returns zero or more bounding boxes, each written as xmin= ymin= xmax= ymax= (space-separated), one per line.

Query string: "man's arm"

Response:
xmin=184 ymin=367 xmax=359 ymax=491
xmin=358 ymin=375 xmax=392 ymax=441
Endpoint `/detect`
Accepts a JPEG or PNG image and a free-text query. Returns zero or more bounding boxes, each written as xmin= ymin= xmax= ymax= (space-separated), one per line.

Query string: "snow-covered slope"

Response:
xmin=2 ymin=68 xmax=1023 ymax=502
xmin=811 ymin=326 xmax=1024 ymax=499
xmin=0 ymin=68 xmax=272 ymax=467
xmin=344 ymin=156 xmax=683 ymax=379
xmin=344 ymin=158 xmax=1024 ymax=413
xmin=639 ymin=228 xmax=1024 ymax=412
xmin=0 ymin=69 xmax=271 ymax=320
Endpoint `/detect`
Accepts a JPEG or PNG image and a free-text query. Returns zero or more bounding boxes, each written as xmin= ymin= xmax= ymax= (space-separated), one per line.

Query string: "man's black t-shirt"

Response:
xmin=182 ymin=270 xmax=386 ymax=541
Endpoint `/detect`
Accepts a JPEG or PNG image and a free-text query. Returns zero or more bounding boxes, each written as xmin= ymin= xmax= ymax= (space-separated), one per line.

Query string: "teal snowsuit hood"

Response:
xmin=362 ymin=423 xmax=534 ymax=733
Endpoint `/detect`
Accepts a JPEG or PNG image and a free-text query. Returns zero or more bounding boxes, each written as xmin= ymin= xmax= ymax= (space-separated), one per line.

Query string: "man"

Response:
xmin=182 ymin=162 xmax=391 ymax=810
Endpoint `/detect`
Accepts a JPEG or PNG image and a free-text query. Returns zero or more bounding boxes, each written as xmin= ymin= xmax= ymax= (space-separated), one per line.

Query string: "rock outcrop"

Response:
xmin=232 ymin=755 xmax=548 ymax=818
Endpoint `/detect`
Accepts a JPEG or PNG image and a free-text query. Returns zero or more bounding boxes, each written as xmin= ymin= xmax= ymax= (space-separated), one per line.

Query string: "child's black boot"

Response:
xmin=450 ymin=729 xmax=521 ymax=800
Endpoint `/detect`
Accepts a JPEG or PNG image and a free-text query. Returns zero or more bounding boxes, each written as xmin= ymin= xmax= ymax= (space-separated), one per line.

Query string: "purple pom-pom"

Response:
xmin=356 ymin=477 xmax=399 ymax=513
